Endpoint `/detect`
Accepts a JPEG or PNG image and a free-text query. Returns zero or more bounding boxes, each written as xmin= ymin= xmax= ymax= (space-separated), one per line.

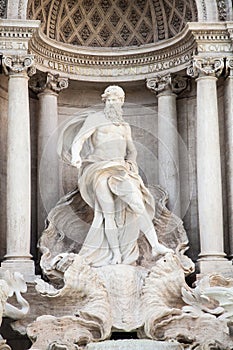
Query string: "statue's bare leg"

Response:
xmin=138 ymin=211 xmax=173 ymax=257
xmin=116 ymin=181 xmax=173 ymax=257
xmin=95 ymin=175 xmax=122 ymax=264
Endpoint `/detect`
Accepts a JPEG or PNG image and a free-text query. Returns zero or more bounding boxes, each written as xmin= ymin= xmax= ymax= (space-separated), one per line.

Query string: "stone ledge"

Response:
xmin=87 ymin=340 xmax=184 ymax=350
xmin=197 ymin=258 xmax=233 ymax=278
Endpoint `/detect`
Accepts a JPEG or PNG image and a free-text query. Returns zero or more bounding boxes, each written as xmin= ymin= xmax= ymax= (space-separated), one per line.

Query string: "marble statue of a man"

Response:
xmin=66 ymin=85 xmax=172 ymax=266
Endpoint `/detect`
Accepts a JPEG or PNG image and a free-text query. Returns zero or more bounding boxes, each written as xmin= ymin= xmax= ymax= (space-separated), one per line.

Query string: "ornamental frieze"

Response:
xmin=28 ymin=26 xmax=196 ymax=82
xmin=0 ymin=19 xmax=40 ymax=55
xmin=27 ymin=23 xmax=233 ymax=82
xmin=1 ymin=21 xmax=233 ymax=82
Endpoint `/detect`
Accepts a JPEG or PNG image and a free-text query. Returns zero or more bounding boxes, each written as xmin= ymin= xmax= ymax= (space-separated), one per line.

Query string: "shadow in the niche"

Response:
xmin=1 ymin=318 xmax=32 ymax=350
xmin=111 ymin=332 xmax=138 ymax=340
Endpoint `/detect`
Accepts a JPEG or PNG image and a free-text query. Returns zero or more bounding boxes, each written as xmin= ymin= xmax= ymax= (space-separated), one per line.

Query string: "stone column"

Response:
xmin=147 ymin=74 xmax=186 ymax=217
xmin=188 ymin=57 xmax=230 ymax=274
xmin=225 ymin=58 xmax=233 ymax=259
xmin=29 ymin=72 xmax=68 ymax=235
xmin=1 ymin=55 xmax=36 ymax=280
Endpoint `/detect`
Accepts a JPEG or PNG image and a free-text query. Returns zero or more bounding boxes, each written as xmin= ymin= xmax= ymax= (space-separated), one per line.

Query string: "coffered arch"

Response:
xmin=27 ymin=0 xmax=198 ymax=47
xmin=2 ymin=1 xmax=232 ymax=28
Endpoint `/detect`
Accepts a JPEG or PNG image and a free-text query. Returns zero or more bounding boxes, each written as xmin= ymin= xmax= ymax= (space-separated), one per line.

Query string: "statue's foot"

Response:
xmin=152 ymin=243 xmax=174 ymax=257
xmin=111 ymin=250 xmax=122 ymax=264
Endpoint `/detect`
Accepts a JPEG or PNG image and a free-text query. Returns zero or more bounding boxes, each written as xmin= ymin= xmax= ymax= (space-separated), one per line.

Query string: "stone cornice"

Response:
xmin=0 ymin=20 xmax=232 ymax=82
xmin=27 ymin=22 xmax=233 ymax=82
xmin=188 ymin=22 xmax=233 ymax=56
xmin=28 ymin=25 xmax=196 ymax=82
xmin=0 ymin=19 xmax=40 ymax=54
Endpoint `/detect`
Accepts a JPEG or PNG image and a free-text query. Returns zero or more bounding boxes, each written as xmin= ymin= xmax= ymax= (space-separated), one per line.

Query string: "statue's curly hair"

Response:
xmin=101 ymin=85 xmax=125 ymax=102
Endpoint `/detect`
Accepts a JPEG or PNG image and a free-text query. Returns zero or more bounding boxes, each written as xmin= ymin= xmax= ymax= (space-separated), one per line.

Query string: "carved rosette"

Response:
xmin=146 ymin=74 xmax=187 ymax=95
xmin=2 ymin=55 xmax=36 ymax=76
xmin=0 ymin=0 xmax=7 ymax=18
xmin=216 ymin=0 xmax=227 ymax=21
xmin=187 ymin=57 xmax=224 ymax=78
xmin=29 ymin=72 xmax=69 ymax=94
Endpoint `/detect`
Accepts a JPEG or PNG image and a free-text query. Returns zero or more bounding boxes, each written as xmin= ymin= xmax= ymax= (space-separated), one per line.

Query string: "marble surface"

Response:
xmin=87 ymin=340 xmax=184 ymax=350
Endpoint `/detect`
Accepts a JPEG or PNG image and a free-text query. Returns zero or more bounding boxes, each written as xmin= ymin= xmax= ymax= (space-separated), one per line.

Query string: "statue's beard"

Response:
xmin=104 ymin=104 xmax=124 ymax=123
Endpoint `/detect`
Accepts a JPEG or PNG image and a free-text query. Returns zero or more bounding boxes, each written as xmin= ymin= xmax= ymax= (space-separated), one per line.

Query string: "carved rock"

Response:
xmin=26 ymin=251 xmax=233 ymax=349
xmin=38 ymin=186 xmax=194 ymax=283
xmin=0 ymin=272 xmax=29 ymax=349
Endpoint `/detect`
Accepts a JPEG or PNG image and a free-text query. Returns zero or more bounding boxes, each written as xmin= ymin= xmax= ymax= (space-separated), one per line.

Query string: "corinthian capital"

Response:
xmin=2 ymin=55 xmax=36 ymax=76
xmin=226 ymin=57 xmax=233 ymax=77
xmin=146 ymin=74 xmax=187 ymax=95
xmin=187 ymin=57 xmax=224 ymax=78
xmin=29 ymin=72 xmax=68 ymax=94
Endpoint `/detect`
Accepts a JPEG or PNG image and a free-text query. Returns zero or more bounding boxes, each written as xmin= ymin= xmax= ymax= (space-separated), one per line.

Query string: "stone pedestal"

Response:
xmin=188 ymin=57 xmax=229 ymax=274
xmin=1 ymin=55 xmax=36 ymax=281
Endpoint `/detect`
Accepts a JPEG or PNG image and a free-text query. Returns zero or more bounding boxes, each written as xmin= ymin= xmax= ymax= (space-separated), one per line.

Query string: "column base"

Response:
xmin=0 ymin=259 xmax=36 ymax=282
xmin=197 ymin=258 xmax=233 ymax=277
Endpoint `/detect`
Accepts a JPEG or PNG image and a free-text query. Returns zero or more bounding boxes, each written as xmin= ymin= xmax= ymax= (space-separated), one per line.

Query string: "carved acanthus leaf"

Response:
xmin=29 ymin=72 xmax=69 ymax=94
xmin=226 ymin=58 xmax=233 ymax=76
xmin=146 ymin=74 xmax=187 ymax=95
xmin=187 ymin=57 xmax=224 ymax=78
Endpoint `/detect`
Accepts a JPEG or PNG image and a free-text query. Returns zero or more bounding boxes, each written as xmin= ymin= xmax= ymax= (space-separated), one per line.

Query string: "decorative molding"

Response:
xmin=188 ymin=22 xmax=233 ymax=57
xmin=26 ymin=22 xmax=233 ymax=82
xmin=226 ymin=23 xmax=233 ymax=42
xmin=146 ymin=74 xmax=188 ymax=95
xmin=0 ymin=20 xmax=40 ymax=39
xmin=0 ymin=20 xmax=40 ymax=54
xmin=187 ymin=57 xmax=224 ymax=78
xmin=2 ymin=55 xmax=36 ymax=76
xmin=216 ymin=0 xmax=227 ymax=21
xmin=201 ymin=0 xmax=207 ymax=21
xmin=0 ymin=0 xmax=7 ymax=19
xmin=147 ymin=74 xmax=172 ymax=94
xmin=29 ymin=25 xmax=196 ymax=82
xmin=29 ymin=71 xmax=69 ymax=94
xmin=226 ymin=57 xmax=233 ymax=76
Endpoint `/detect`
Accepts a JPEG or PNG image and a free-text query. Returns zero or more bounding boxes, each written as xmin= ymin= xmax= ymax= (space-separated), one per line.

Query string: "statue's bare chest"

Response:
xmin=93 ymin=124 xmax=127 ymax=140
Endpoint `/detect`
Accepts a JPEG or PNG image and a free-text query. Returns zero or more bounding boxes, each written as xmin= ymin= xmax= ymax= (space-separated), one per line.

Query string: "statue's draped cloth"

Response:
xmin=58 ymin=111 xmax=155 ymax=267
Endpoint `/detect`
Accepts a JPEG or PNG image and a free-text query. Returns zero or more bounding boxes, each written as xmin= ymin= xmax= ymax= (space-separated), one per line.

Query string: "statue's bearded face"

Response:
xmin=104 ymin=95 xmax=124 ymax=123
